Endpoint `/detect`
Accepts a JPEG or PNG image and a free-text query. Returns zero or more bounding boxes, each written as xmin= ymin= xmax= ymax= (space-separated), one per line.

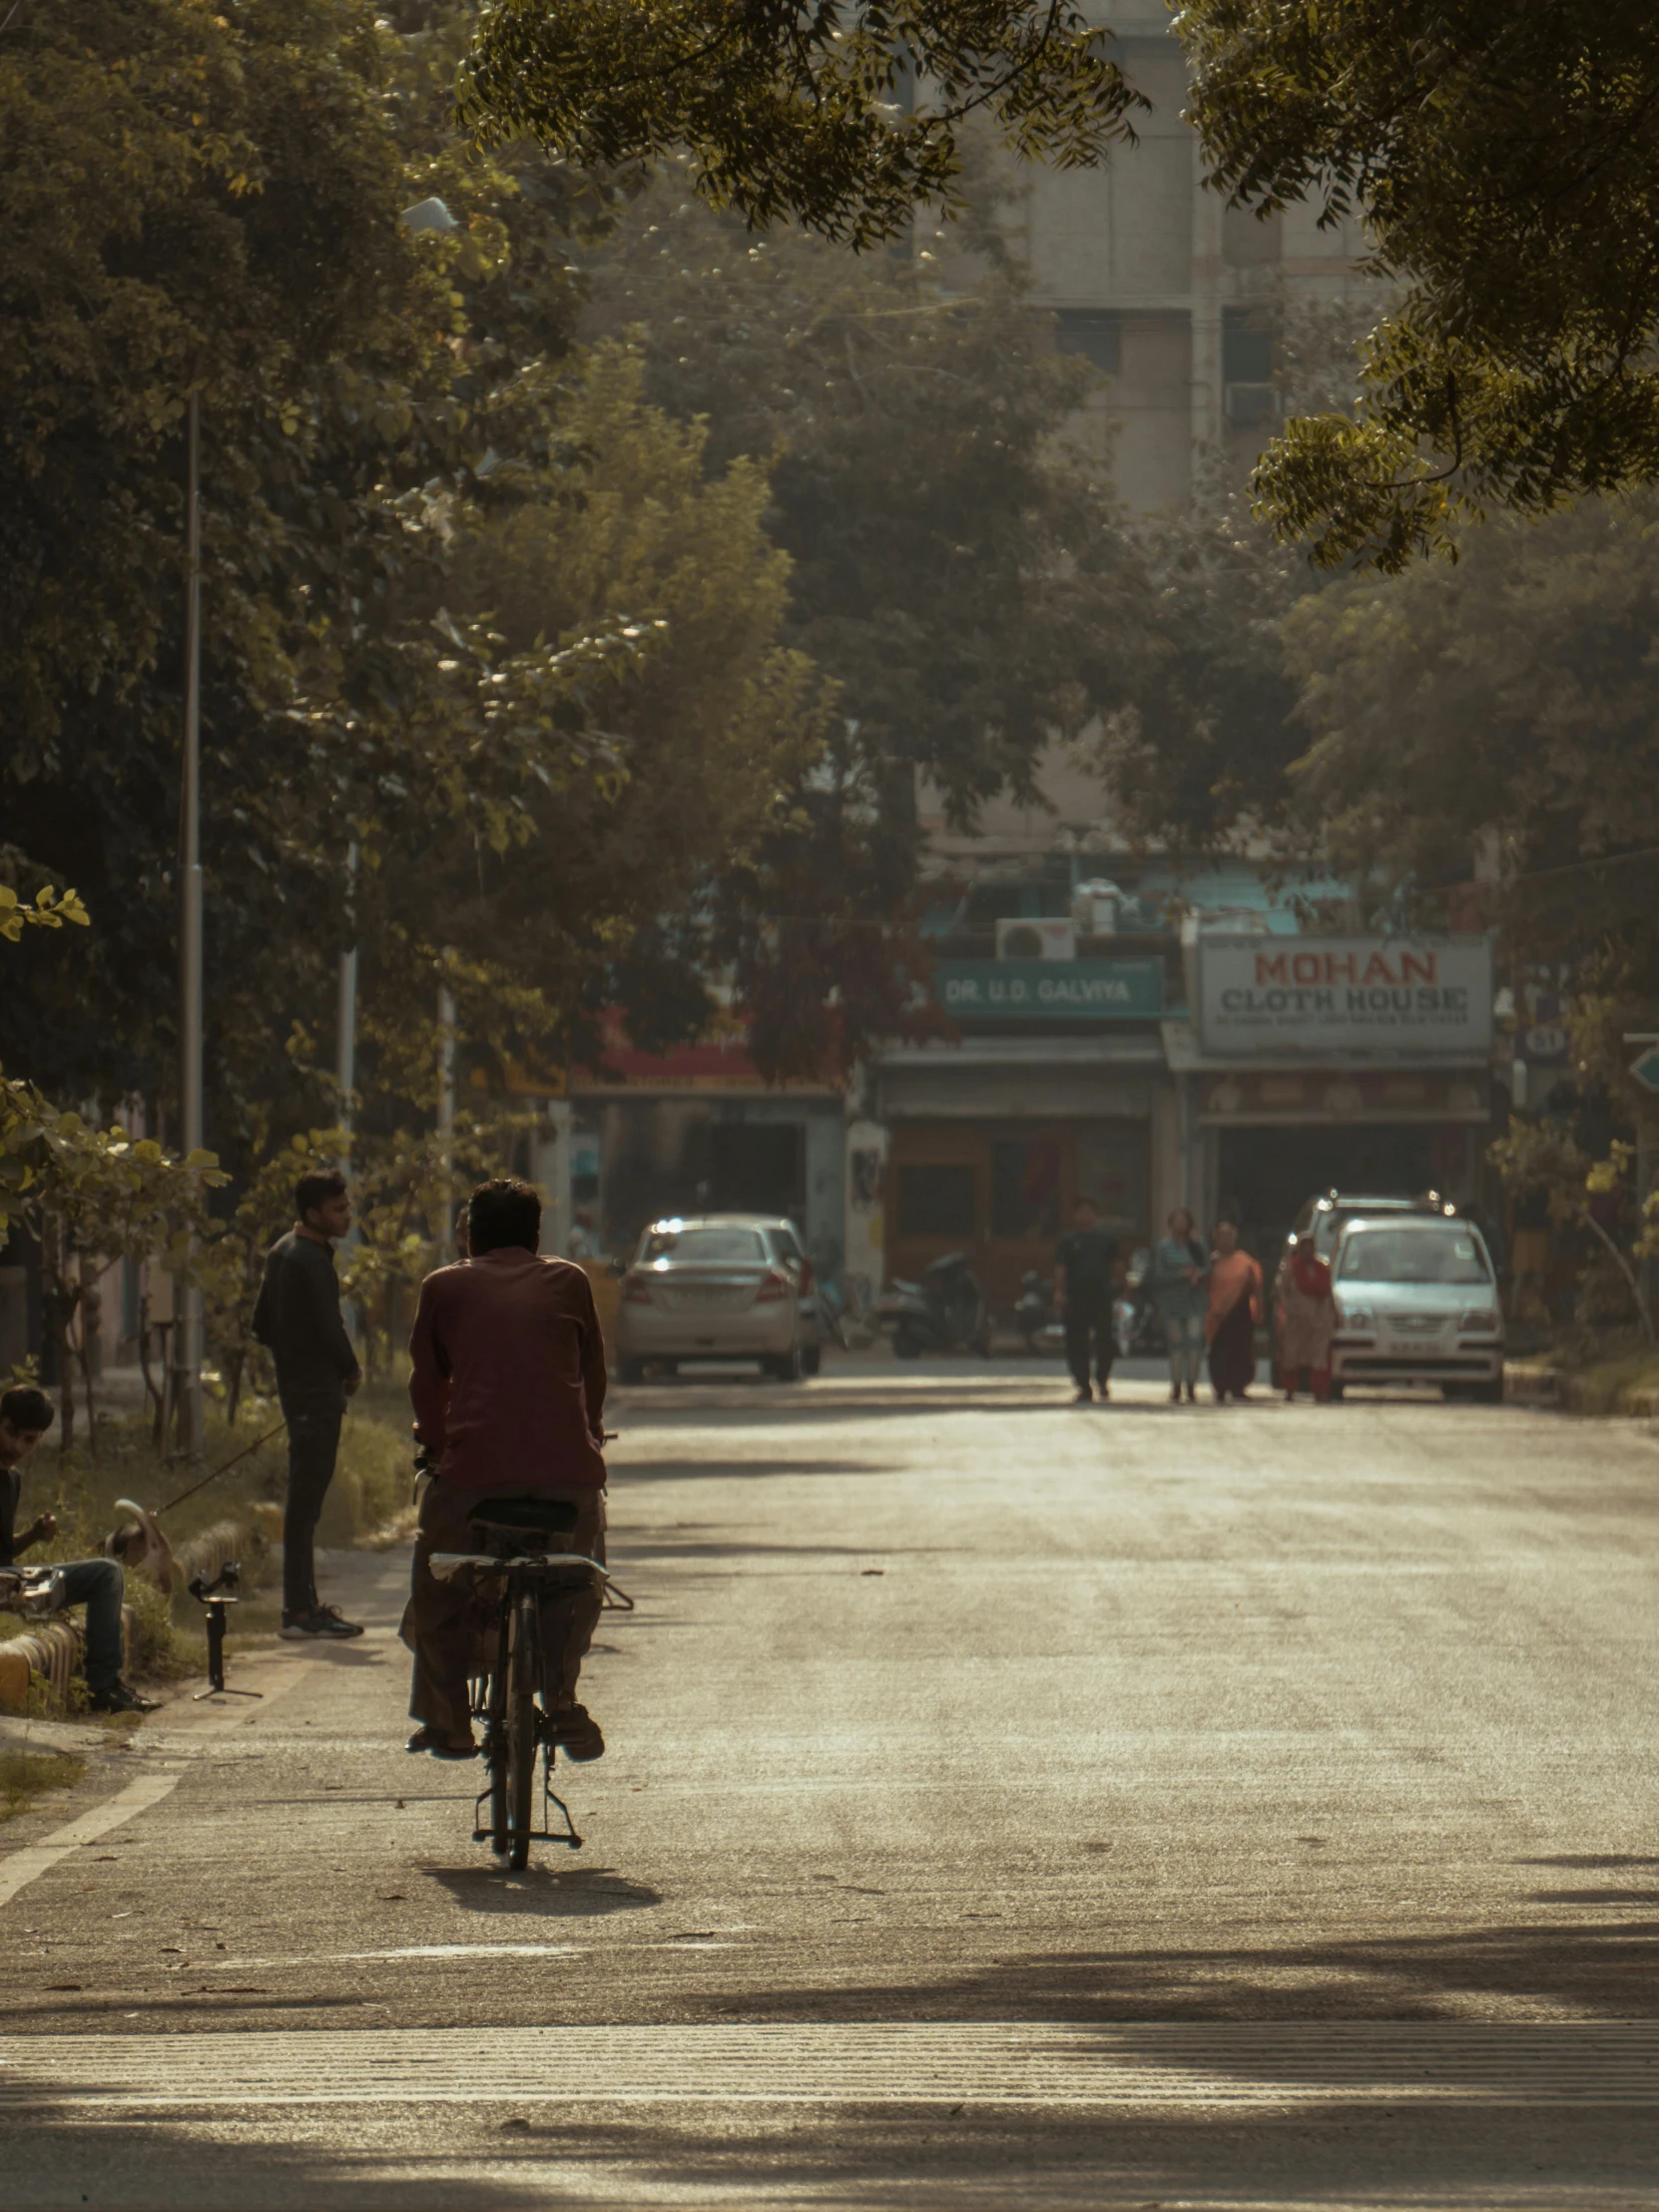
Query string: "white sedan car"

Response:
xmin=615 ymin=1215 xmax=823 ymax=1383
xmin=1330 ymin=1218 xmax=1505 ymax=1401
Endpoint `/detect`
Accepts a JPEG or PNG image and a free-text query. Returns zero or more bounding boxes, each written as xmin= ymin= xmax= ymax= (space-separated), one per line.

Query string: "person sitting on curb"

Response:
xmin=0 ymin=1383 xmax=158 ymax=1714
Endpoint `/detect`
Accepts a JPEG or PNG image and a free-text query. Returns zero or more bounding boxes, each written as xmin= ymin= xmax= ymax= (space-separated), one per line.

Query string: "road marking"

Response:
xmin=0 ymin=1773 xmax=180 ymax=1910
xmin=8 ymin=2023 xmax=1659 ymax=2106
xmin=0 ymin=1657 xmax=308 ymax=1913
xmin=206 ymin=1943 xmax=587 ymax=1967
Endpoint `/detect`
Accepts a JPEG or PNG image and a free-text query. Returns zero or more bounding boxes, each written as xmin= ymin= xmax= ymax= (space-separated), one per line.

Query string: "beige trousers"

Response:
xmin=401 ymin=1479 xmax=606 ymax=1738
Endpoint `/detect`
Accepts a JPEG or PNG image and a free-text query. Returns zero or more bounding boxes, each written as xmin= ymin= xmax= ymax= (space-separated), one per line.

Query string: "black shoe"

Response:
xmin=281 ymin=1605 xmax=364 ymax=1640
xmin=551 ymin=1705 xmax=605 ymax=1762
xmin=1071 ymin=1386 xmax=1093 ymax=1404
xmin=89 ymin=1682 xmax=160 ymax=1714
xmin=1170 ymin=1384 xmax=1182 ymax=1402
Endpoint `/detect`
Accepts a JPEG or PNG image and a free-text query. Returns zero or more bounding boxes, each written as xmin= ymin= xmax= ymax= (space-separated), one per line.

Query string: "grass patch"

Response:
xmin=0 ymin=1750 xmax=85 ymax=1823
xmin=0 ymin=1380 xmax=417 ymax=1696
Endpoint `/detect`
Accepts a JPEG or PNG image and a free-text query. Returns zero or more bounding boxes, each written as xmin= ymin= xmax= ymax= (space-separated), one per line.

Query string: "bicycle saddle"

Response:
xmin=467 ymin=1496 xmax=580 ymax=1537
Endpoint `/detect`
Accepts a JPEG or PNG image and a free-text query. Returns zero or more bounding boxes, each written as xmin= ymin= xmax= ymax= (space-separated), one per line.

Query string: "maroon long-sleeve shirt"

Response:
xmin=408 ymin=1248 xmax=608 ymax=1492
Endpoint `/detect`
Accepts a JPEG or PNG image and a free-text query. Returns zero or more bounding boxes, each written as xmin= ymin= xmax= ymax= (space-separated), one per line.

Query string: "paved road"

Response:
xmin=5 ymin=1362 xmax=1659 ymax=2206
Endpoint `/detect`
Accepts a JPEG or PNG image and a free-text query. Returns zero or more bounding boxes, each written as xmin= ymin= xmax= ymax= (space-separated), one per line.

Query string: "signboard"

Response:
xmin=1197 ymin=936 xmax=1492 ymax=1060
xmin=936 ymin=958 xmax=1164 ymax=1022
xmin=1630 ymin=1047 xmax=1659 ymax=1094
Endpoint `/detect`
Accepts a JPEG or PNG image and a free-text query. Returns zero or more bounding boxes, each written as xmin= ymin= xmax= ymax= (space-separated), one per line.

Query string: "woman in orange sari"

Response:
xmin=1205 ymin=1218 xmax=1263 ymax=1402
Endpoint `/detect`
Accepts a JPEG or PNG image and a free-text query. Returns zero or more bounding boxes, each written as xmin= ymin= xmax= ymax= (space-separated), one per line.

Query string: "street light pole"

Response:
xmin=336 ymin=839 xmax=359 ymax=1141
xmin=436 ymin=959 xmax=457 ymax=1259
xmin=176 ymin=388 xmax=206 ymax=1460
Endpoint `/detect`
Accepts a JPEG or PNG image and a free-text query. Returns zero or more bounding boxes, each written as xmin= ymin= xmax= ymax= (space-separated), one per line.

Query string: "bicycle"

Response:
xmin=428 ymin=1493 xmax=622 ymax=1871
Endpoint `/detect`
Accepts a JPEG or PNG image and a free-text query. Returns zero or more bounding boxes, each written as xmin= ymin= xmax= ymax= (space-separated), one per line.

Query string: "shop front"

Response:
xmin=1169 ymin=930 xmax=1497 ymax=1268
xmin=568 ymin=1027 xmax=845 ymax=1266
xmin=871 ymin=953 xmax=1175 ymax=1314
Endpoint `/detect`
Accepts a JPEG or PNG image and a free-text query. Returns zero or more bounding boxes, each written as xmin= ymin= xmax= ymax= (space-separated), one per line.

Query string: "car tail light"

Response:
xmin=622 ymin=1275 xmax=655 ymax=1306
xmin=797 ymin=1257 xmax=815 ymax=1293
xmin=756 ymin=1269 xmax=792 ymax=1303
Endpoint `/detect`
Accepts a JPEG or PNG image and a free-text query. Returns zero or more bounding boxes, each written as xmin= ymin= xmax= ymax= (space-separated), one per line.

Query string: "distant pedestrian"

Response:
xmin=1205 ymin=1218 xmax=1262 ymax=1402
xmin=1278 ymin=1233 xmax=1336 ymax=1402
xmin=252 ymin=1167 xmax=364 ymax=1640
xmin=1056 ymin=1196 xmax=1123 ymax=1403
xmin=1149 ymin=1206 xmax=1209 ymax=1404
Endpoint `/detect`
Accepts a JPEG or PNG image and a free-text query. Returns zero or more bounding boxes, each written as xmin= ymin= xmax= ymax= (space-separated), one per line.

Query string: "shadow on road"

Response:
xmin=2 ymin=2081 xmax=1653 ymax=2208
xmin=422 ymin=1863 xmax=663 ymax=1921
xmin=694 ymin=1914 xmax=1659 ymax=2024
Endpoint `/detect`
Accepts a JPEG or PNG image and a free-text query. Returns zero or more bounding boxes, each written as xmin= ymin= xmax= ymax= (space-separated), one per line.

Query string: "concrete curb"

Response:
xmin=1504 ymin=1361 xmax=1659 ymax=1418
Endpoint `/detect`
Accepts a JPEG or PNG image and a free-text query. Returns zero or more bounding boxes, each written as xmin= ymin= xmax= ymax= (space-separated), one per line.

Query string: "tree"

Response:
xmin=459 ymin=0 xmax=1143 ymax=248
xmin=1281 ymin=492 xmax=1659 ymax=1095
xmin=1179 ymin=2 xmax=1659 ymax=569
xmin=1490 ymin=1118 xmax=1659 ymax=1342
xmin=0 ymin=1070 xmax=225 ymax=1447
xmin=0 ymin=887 xmax=88 ymax=944
xmin=0 ymin=0 xmax=825 ymax=1163
xmin=581 ymin=175 xmax=1146 ymax=1070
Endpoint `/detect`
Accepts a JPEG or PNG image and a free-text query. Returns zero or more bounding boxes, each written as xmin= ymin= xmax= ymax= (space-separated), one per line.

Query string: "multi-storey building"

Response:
xmin=1009 ymin=3 xmax=1365 ymax=508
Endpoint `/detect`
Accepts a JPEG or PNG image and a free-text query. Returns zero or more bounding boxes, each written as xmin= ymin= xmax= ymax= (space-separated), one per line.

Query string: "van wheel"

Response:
xmin=893 ymin=1324 xmax=924 ymax=1361
xmin=801 ymin=1342 xmax=822 ymax=1378
xmin=768 ymin=1345 xmax=805 ymax=1382
xmin=620 ymin=1358 xmax=646 ymax=1385
xmin=1328 ymin=1381 xmax=1345 ymax=1402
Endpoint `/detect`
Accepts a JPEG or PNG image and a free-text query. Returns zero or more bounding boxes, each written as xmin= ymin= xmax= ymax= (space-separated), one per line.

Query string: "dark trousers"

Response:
xmin=58 ymin=1558 xmax=126 ymax=1692
xmin=402 ymin=1479 xmax=607 ymax=1739
xmin=280 ymin=1387 xmax=344 ymax=1615
xmin=1064 ymin=1300 xmax=1115 ymax=1391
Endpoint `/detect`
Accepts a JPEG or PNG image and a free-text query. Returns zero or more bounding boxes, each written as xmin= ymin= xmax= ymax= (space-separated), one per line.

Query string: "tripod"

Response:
xmin=190 ymin=1563 xmax=262 ymax=1702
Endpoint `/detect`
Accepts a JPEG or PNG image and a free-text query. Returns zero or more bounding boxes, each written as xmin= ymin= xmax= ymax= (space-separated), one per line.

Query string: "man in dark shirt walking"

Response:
xmin=1055 ymin=1195 xmax=1123 ymax=1404
xmin=252 ymin=1168 xmax=364 ymax=1639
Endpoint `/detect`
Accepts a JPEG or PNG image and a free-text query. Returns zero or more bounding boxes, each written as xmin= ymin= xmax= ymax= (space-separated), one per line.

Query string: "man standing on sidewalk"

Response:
xmin=253 ymin=1168 xmax=365 ymax=1640
xmin=1056 ymin=1195 xmax=1123 ymax=1404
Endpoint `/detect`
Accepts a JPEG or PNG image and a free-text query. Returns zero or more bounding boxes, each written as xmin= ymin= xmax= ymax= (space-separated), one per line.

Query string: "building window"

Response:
xmin=1222 ymin=308 xmax=1273 ymax=384
xmin=895 ymin=1164 xmax=977 ymax=1239
xmin=1054 ymin=309 xmax=1122 ymax=375
xmin=991 ymin=1139 xmax=1062 ymax=1240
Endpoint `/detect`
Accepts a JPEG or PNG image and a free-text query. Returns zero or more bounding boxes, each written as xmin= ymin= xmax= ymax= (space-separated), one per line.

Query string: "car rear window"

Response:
xmin=1338 ymin=1229 xmax=1490 ymax=1285
xmin=642 ymin=1227 xmax=768 ymax=1264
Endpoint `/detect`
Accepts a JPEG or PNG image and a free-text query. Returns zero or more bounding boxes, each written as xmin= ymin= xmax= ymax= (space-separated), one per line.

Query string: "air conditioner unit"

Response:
xmin=995 ymin=918 xmax=1076 ymax=961
xmin=1225 ymin=381 xmax=1281 ymax=426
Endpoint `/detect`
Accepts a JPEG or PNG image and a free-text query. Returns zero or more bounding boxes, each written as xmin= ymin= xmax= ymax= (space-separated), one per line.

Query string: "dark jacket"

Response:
xmin=252 ymin=1231 xmax=359 ymax=1398
xmin=0 ymin=1464 xmax=24 ymax=1567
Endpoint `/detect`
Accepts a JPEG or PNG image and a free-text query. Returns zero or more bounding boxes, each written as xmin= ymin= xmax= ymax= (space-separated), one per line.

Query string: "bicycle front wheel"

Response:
xmin=505 ymin=1588 xmax=539 ymax=1871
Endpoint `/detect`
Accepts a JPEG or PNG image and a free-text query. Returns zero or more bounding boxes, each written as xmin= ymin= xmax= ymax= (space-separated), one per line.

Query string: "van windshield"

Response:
xmin=643 ymin=1227 xmax=768 ymax=1265
xmin=1338 ymin=1229 xmax=1490 ymax=1285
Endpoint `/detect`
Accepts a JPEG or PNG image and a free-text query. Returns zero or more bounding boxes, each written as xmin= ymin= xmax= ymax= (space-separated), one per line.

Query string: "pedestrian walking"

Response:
xmin=1149 ymin=1206 xmax=1209 ymax=1403
xmin=1056 ymin=1195 xmax=1123 ymax=1403
xmin=1277 ymin=1232 xmax=1336 ymax=1401
xmin=1204 ymin=1218 xmax=1262 ymax=1402
xmin=252 ymin=1167 xmax=365 ymax=1639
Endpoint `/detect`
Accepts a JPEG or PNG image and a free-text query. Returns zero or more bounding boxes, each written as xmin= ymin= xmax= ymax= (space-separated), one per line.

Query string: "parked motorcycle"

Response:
xmin=1014 ymin=1270 xmax=1066 ymax=1357
xmin=878 ymin=1252 xmax=992 ymax=1359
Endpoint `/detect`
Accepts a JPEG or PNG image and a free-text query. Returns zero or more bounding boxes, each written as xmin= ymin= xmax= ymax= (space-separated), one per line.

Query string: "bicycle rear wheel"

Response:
xmin=505 ymin=1588 xmax=538 ymax=1871
xmin=487 ymin=1616 xmax=511 ymax=1856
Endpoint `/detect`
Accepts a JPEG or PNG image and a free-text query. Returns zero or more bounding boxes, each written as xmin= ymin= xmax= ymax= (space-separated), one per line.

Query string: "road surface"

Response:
xmin=4 ymin=1361 xmax=1659 ymax=2206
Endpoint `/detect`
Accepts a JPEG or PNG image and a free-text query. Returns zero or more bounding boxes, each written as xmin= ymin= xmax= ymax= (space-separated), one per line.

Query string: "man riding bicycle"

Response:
xmin=401 ymin=1176 xmax=609 ymax=1762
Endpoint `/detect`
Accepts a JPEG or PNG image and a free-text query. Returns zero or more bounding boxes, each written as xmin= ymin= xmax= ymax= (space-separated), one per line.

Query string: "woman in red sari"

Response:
xmin=1205 ymin=1218 xmax=1262 ymax=1402
xmin=1277 ymin=1233 xmax=1336 ymax=1402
